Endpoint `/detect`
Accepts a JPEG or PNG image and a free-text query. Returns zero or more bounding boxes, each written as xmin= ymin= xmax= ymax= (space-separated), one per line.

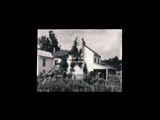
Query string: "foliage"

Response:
xmin=70 ymin=62 xmax=76 ymax=69
xmin=69 ymin=37 xmax=78 ymax=55
xmin=78 ymin=62 xmax=83 ymax=68
xmin=83 ymin=63 xmax=88 ymax=75
xmin=101 ymin=56 xmax=122 ymax=68
xmin=38 ymin=36 xmax=52 ymax=52
xmin=88 ymin=71 xmax=95 ymax=79
xmin=68 ymin=37 xmax=84 ymax=72
xmin=48 ymin=31 xmax=60 ymax=52
xmin=38 ymin=31 xmax=60 ymax=53
xmin=37 ymin=78 xmax=94 ymax=92
xmin=60 ymin=56 xmax=68 ymax=71
xmin=37 ymin=73 xmax=122 ymax=92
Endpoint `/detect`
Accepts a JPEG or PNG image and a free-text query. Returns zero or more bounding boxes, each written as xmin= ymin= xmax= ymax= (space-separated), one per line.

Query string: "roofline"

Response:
xmin=93 ymin=63 xmax=116 ymax=69
xmin=37 ymin=49 xmax=53 ymax=58
xmin=38 ymin=55 xmax=53 ymax=58
xmin=84 ymin=45 xmax=101 ymax=58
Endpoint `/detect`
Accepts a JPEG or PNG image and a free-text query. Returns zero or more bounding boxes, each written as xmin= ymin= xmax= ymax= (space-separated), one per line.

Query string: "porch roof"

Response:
xmin=93 ymin=63 xmax=116 ymax=70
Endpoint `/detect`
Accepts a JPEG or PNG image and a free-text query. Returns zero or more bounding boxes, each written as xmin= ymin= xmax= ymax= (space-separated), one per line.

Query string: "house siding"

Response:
xmin=37 ymin=56 xmax=53 ymax=76
xmin=83 ymin=45 xmax=94 ymax=72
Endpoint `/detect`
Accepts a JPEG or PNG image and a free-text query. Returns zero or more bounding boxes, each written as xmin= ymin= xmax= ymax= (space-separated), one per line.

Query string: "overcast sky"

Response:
xmin=38 ymin=29 xmax=122 ymax=60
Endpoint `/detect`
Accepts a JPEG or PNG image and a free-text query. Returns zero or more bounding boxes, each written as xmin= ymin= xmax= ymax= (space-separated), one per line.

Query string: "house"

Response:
xmin=37 ymin=37 xmax=116 ymax=80
xmin=83 ymin=43 xmax=116 ymax=80
xmin=37 ymin=49 xmax=69 ymax=76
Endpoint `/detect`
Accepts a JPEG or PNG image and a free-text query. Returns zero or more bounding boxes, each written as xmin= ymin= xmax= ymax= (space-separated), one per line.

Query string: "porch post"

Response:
xmin=106 ymin=69 xmax=108 ymax=81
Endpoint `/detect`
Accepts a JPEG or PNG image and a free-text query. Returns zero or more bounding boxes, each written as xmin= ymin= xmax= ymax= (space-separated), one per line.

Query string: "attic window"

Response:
xmin=94 ymin=58 xmax=96 ymax=63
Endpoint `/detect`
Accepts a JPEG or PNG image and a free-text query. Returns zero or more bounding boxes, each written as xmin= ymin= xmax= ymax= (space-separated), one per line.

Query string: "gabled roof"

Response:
xmin=37 ymin=50 xmax=53 ymax=58
xmin=84 ymin=45 xmax=101 ymax=58
xmin=52 ymin=50 xmax=69 ymax=58
xmin=37 ymin=49 xmax=69 ymax=58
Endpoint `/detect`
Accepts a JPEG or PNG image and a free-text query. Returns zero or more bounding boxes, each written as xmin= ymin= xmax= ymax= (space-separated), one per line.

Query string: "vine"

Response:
xmin=69 ymin=37 xmax=84 ymax=72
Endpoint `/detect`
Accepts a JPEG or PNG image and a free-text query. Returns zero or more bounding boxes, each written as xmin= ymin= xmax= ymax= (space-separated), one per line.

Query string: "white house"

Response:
xmin=83 ymin=43 xmax=116 ymax=80
xmin=37 ymin=37 xmax=116 ymax=80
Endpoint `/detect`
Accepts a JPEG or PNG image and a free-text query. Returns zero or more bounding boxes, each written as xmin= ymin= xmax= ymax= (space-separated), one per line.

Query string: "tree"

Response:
xmin=49 ymin=31 xmax=59 ymax=52
xmin=69 ymin=37 xmax=78 ymax=55
xmin=60 ymin=56 xmax=68 ymax=71
xmin=38 ymin=36 xmax=51 ymax=52
xmin=101 ymin=56 xmax=122 ymax=68
xmin=83 ymin=63 xmax=88 ymax=75
xmin=37 ymin=31 xmax=60 ymax=53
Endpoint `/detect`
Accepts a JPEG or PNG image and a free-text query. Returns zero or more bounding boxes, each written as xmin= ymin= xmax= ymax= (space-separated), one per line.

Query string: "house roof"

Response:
xmin=37 ymin=49 xmax=69 ymax=58
xmin=37 ymin=50 xmax=53 ymax=58
xmin=85 ymin=45 xmax=101 ymax=58
xmin=52 ymin=50 xmax=69 ymax=58
xmin=105 ymin=65 xmax=116 ymax=69
xmin=98 ymin=62 xmax=117 ymax=69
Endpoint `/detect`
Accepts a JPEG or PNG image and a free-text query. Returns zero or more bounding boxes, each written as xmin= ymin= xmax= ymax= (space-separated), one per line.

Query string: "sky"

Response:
xmin=38 ymin=29 xmax=122 ymax=60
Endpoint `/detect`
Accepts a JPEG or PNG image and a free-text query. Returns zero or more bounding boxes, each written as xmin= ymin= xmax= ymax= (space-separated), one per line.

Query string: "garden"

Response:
xmin=37 ymin=66 xmax=122 ymax=92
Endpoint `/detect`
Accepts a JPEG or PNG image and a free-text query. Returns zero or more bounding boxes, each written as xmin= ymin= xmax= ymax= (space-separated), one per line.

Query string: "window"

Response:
xmin=55 ymin=60 xmax=58 ymax=65
xmin=98 ymin=59 xmax=99 ymax=64
xmin=43 ymin=59 xmax=46 ymax=66
xmin=94 ymin=58 xmax=96 ymax=63
xmin=43 ymin=70 xmax=46 ymax=73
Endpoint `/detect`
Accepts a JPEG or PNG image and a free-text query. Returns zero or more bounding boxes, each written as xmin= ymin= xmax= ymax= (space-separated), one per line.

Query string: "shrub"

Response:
xmin=37 ymin=65 xmax=122 ymax=92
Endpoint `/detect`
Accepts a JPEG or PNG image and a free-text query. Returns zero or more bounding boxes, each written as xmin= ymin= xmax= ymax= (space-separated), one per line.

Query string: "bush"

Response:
xmin=37 ymin=65 xmax=122 ymax=92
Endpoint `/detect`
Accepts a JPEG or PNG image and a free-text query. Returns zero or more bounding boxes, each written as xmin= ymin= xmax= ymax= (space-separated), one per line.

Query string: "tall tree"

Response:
xmin=38 ymin=36 xmax=51 ymax=52
xmin=83 ymin=63 xmax=88 ymax=75
xmin=69 ymin=37 xmax=78 ymax=55
xmin=49 ymin=31 xmax=59 ymax=52
xmin=37 ymin=31 xmax=60 ymax=53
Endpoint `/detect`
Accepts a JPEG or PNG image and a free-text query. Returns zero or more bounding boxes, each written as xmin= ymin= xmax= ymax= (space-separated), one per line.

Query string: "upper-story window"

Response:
xmin=55 ymin=60 xmax=58 ymax=65
xmin=98 ymin=59 xmax=99 ymax=64
xmin=94 ymin=58 xmax=96 ymax=63
xmin=43 ymin=59 xmax=46 ymax=66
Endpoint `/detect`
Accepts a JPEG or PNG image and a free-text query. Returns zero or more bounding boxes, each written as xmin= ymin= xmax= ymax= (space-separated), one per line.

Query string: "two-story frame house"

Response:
xmin=37 ymin=38 xmax=116 ymax=80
